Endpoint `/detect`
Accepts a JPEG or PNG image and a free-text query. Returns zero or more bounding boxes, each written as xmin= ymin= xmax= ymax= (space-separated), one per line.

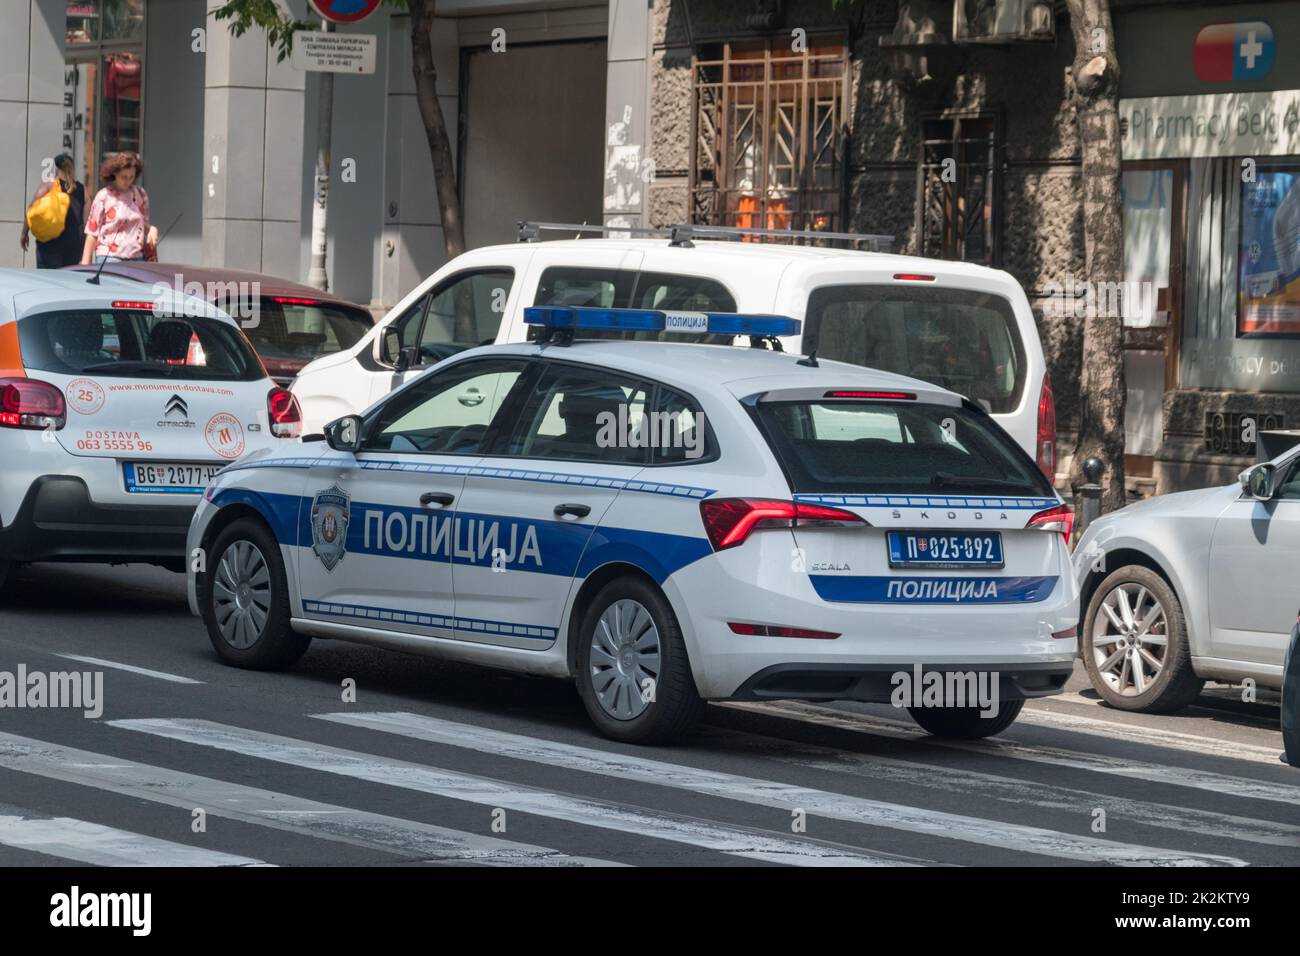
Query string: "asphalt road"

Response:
xmin=0 ymin=561 xmax=1296 ymax=867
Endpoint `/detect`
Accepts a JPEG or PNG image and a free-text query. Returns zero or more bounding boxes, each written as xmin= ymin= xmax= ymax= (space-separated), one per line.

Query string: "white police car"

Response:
xmin=0 ymin=268 xmax=301 ymax=592
xmin=190 ymin=307 xmax=1078 ymax=743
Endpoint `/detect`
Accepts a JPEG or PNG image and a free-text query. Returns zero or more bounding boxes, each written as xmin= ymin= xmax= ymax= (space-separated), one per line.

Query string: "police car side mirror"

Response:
xmin=325 ymin=414 xmax=364 ymax=453
xmin=1244 ymin=462 xmax=1277 ymax=501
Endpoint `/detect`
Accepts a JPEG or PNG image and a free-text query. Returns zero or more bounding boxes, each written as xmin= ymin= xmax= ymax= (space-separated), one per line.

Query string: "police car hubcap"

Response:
xmin=213 ymin=540 xmax=272 ymax=650
xmin=1092 ymin=583 xmax=1168 ymax=697
xmin=590 ymin=599 xmax=661 ymax=720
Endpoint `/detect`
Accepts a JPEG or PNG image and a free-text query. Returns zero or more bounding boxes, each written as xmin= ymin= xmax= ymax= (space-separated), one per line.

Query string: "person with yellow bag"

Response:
xmin=19 ymin=154 xmax=86 ymax=269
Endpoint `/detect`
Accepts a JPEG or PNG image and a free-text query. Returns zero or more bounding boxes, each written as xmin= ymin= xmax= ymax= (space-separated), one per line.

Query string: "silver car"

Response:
xmin=1072 ymin=453 xmax=1300 ymax=712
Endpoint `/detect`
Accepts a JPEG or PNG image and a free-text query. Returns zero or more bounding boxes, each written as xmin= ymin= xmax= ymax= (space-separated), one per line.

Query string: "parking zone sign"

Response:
xmin=309 ymin=0 xmax=382 ymax=24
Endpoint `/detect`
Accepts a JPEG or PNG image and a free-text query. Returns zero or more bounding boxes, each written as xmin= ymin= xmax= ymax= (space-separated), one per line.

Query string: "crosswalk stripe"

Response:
xmin=314 ymin=711 xmax=1249 ymax=867
xmin=110 ymin=718 xmax=925 ymax=867
xmin=54 ymin=654 xmax=203 ymax=685
xmin=0 ymin=812 xmax=265 ymax=867
xmin=727 ymin=702 xmax=1300 ymax=807
xmin=1021 ymin=703 xmax=1285 ymax=764
xmin=0 ymin=731 xmax=617 ymax=867
xmin=698 ymin=727 xmax=1300 ymax=850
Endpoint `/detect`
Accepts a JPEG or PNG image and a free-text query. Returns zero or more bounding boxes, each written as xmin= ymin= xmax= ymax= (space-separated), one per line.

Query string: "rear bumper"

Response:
xmin=0 ymin=475 xmax=194 ymax=565
xmin=732 ymin=660 xmax=1072 ymax=703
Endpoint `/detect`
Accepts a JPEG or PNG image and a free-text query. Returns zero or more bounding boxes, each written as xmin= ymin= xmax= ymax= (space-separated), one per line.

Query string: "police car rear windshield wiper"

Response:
xmin=930 ymin=472 xmax=1037 ymax=493
xmin=80 ymin=361 xmax=178 ymax=376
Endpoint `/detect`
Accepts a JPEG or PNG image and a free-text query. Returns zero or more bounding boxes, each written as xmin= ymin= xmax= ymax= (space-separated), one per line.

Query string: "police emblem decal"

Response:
xmin=311 ymin=486 xmax=351 ymax=572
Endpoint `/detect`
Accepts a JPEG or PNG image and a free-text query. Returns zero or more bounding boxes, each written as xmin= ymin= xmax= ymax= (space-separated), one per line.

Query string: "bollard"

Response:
xmin=1075 ymin=456 xmax=1104 ymax=544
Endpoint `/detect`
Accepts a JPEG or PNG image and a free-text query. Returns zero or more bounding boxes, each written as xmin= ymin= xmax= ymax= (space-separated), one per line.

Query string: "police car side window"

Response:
xmin=363 ymin=359 xmax=528 ymax=456
xmin=501 ymin=364 xmax=650 ymax=464
xmin=651 ymin=387 xmax=714 ymax=464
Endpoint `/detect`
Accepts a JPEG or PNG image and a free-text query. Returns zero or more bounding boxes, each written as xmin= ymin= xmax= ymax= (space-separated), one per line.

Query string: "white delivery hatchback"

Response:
xmin=290 ymin=225 xmax=1056 ymax=481
xmin=0 ymin=268 xmax=302 ymax=590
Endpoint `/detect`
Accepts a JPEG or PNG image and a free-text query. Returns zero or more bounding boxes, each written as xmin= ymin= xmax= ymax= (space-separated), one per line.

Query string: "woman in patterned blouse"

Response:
xmin=81 ymin=151 xmax=158 ymax=265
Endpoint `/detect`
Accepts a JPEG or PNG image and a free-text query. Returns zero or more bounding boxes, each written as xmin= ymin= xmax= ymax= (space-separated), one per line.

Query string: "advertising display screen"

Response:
xmin=1240 ymin=168 xmax=1300 ymax=335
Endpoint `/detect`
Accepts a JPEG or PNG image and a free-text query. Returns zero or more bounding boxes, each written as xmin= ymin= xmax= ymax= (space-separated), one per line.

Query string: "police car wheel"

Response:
xmin=203 ymin=519 xmax=308 ymax=670
xmin=1082 ymin=565 xmax=1203 ymax=713
xmin=576 ymin=577 xmax=705 ymax=744
xmin=0 ymin=559 xmax=11 ymax=598
xmin=908 ymin=698 xmax=1024 ymax=739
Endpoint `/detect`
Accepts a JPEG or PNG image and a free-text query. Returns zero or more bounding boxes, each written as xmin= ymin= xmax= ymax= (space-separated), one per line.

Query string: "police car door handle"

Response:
xmin=419 ymin=491 xmax=455 ymax=508
xmin=554 ymin=503 xmax=591 ymax=519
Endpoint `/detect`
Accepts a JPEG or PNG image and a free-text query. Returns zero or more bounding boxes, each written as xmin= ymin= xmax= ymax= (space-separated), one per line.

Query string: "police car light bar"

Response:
xmin=524 ymin=306 xmax=801 ymax=339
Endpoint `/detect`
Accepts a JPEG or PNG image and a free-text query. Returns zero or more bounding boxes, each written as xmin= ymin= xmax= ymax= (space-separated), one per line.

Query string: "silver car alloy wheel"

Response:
xmin=590 ymin=599 xmax=662 ymax=720
xmin=1091 ymin=582 xmax=1169 ymax=696
xmin=212 ymin=539 xmax=272 ymax=650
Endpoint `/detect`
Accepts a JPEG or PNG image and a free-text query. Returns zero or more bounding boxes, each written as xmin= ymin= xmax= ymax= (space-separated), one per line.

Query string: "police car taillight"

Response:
xmin=268 ymin=387 xmax=302 ymax=438
xmin=0 ymin=378 xmax=65 ymax=431
xmin=700 ymin=498 xmax=865 ymax=551
xmin=1026 ymin=503 xmax=1073 ymax=540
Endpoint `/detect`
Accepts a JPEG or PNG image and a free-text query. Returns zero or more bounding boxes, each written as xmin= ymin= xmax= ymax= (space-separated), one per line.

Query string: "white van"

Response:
xmin=290 ymin=229 xmax=1057 ymax=479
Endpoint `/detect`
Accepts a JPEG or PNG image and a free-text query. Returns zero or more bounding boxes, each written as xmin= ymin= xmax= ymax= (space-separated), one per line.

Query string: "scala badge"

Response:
xmin=311 ymin=486 xmax=351 ymax=572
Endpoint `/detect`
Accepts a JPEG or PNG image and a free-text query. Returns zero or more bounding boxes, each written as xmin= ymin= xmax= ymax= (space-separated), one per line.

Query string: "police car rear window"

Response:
xmin=18 ymin=309 xmax=263 ymax=381
xmin=752 ymin=400 xmax=1052 ymax=497
xmin=802 ymin=286 xmax=1026 ymax=415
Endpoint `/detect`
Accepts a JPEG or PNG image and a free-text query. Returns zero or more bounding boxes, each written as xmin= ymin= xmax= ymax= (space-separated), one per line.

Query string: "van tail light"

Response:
xmin=699 ymin=498 xmax=866 ymax=551
xmin=268 ymin=387 xmax=302 ymax=439
xmin=1027 ymin=503 xmax=1074 ymax=540
xmin=0 ymin=378 xmax=66 ymax=430
xmin=1036 ymin=375 xmax=1057 ymax=481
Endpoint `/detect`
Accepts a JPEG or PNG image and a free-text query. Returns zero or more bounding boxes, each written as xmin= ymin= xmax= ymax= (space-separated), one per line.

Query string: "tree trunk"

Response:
xmin=1065 ymin=0 xmax=1127 ymax=513
xmin=408 ymin=0 xmax=466 ymax=264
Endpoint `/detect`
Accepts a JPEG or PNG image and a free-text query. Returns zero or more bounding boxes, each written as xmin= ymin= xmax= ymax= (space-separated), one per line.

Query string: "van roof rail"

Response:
xmin=517 ymin=221 xmax=667 ymax=242
xmin=668 ymin=223 xmax=894 ymax=252
xmin=515 ymin=219 xmax=894 ymax=252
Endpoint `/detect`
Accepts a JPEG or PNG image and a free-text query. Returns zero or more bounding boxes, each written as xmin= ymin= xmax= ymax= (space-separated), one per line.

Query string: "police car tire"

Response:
xmin=575 ymin=576 xmax=706 ymax=744
xmin=0 ymin=559 xmax=11 ymax=598
xmin=907 ymin=698 xmax=1024 ymax=739
xmin=202 ymin=518 xmax=309 ymax=671
xmin=1081 ymin=565 xmax=1203 ymax=713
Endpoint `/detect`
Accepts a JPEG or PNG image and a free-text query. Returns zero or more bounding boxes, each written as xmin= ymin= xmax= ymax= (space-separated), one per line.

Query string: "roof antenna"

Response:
xmin=87 ymin=212 xmax=182 ymax=285
xmin=797 ymin=349 xmax=819 ymax=368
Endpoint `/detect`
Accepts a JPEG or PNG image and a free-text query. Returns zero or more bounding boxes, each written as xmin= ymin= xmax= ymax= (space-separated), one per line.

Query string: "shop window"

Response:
xmin=690 ymin=38 xmax=849 ymax=233
xmin=62 ymin=1 xmax=146 ymax=188
xmin=918 ymin=115 xmax=1000 ymax=265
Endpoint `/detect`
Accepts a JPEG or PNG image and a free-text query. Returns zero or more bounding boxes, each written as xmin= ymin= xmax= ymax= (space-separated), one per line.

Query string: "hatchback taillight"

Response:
xmin=1036 ymin=375 xmax=1057 ymax=481
xmin=699 ymin=498 xmax=865 ymax=551
xmin=0 ymin=378 xmax=65 ymax=430
xmin=1027 ymin=503 xmax=1074 ymax=540
xmin=268 ymin=387 xmax=302 ymax=438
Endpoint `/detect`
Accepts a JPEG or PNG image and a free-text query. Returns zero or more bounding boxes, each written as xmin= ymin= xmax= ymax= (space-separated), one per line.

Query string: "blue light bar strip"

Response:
xmin=524 ymin=305 xmax=801 ymax=338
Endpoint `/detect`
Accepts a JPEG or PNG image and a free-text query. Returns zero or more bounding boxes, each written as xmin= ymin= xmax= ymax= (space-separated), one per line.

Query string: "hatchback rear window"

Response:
xmin=802 ymin=286 xmax=1026 ymax=414
xmin=752 ymin=399 xmax=1052 ymax=497
xmin=19 ymin=309 xmax=264 ymax=381
xmin=245 ymin=299 xmax=371 ymax=363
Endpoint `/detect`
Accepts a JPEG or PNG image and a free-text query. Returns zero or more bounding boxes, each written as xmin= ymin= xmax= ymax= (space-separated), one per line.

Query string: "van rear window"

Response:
xmin=18 ymin=309 xmax=263 ymax=381
xmin=751 ymin=399 xmax=1052 ymax=497
xmin=802 ymin=286 xmax=1026 ymax=414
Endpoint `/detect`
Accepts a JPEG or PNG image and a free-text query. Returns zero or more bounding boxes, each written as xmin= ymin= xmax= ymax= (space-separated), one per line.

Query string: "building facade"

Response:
xmin=3 ymin=0 xmax=1299 ymax=494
